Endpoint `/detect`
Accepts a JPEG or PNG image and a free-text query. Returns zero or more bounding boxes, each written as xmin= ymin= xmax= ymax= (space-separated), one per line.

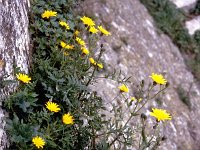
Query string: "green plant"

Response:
xmin=3 ymin=0 xmax=172 ymax=149
xmin=190 ymin=0 xmax=200 ymax=15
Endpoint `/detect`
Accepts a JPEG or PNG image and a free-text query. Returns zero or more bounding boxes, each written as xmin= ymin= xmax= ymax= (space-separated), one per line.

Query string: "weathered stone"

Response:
xmin=186 ymin=16 xmax=200 ymax=35
xmin=78 ymin=0 xmax=200 ymax=149
xmin=0 ymin=0 xmax=30 ymax=149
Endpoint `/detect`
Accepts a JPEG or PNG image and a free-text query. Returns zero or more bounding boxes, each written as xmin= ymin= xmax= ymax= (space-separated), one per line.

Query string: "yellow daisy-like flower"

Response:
xmin=97 ymin=63 xmax=103 ymax=69
xmin=98 ymin=26 xmax=111 ymax=36
xmin=74 ymin=30 xmax=80 ymax=36
xmin=81 ymin=47 xmax=90 ymax=55
xmin=59 ymin=21 xmax=70 ymax=30
xmin=16 ymin=73 xmax=31 ymax=84
xmin=32 ymin=136 xmax=45 ymax=149
xmin=76 ymin=37 xmax=86 ymax=46
xmin=89 ymin=57 xmax=97 ymax=65
xmin=60 ymin=41 xmax=74 ymax=49
xmin=45 ymin=101 xmax=61 ymax=113
xmin=89 ymin=26 xmax=98 ymax=34
xmin=150 ymin=108 xmax=172 ymax=121
xmin=80 ymin=16 xmax=95 ymax=26
xmin=149 ymin=73 xmax=167 ymax=85
xmin=62 ymin=113 xmax=74 ymax=125
xmin=118 ymin=84 xmax=129 ymax=93
xmin=41 ymin=10 xmax=57 ymax=19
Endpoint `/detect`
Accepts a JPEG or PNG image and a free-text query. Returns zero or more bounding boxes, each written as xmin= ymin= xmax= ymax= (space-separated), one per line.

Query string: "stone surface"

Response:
xmin=186 ymin=16 xmax=200 ymax=35
xmin=0 ymin=0 xmax=30 ymax=149
xmin=78 ymin=0 xmax=200 ymax=149
xmin=170 ymin=0 xmax=197 ymax=8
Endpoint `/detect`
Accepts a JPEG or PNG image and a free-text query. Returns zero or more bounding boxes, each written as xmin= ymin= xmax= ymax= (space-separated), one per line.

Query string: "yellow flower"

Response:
xmin=118 ymin=84 xmax=129 ymax=93
xmin=98 ymin=26 xmax=111 ymax=36
xmin=76 ymin=37 xmax=86 ymax=46
xmin=89 ymin=26 xmax=98 ymax=34
xmin=45 ymin=101 xmax=61 ymax=113
xmin=60 ymin=41 xmax=67 ymax=48
xmin=65 ymin=45 xmax=74 ymax=49
xmin=32 ymin=136 xmax=45 ymax=149
xmin=41 ymin=10 xmax=57 ymax=19
xmin=131 ymin=97 xmax=136 ymax=101
xmin=62 ymin=113 xmax=74 ymax=125
xmin=150 ymin=108 xmax=172 ymax=121
xmin=138 ymin=98 xmax=142 ymax=102
xmin=74 ymin=30 xmax=80 ymax=36
xmin=80 ymin=16 xmax=95 ymax=26
xmin=149 ymin=73 xmax=167 ymax=85
xmin=63 ymin=51 xmax=69 ymax=56
xmin=81 ymin=47 xmax=90 ymax=55
xmin=59 ymin=21 xmax=70 ymax=30
xmin=60 ymin=41 xmax=74 ymax=49
xmin=89 ymin=57 xmax=97 ymax=65
xmin=97 ymin=63 xmax=103 ymax=69
xmin=16 ymin=73 xmax=31 ymax=83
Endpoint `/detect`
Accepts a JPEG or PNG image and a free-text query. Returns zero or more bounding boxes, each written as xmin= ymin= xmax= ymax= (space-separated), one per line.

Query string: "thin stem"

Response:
xmin=135 ymin=86 xmax=167 ymax=114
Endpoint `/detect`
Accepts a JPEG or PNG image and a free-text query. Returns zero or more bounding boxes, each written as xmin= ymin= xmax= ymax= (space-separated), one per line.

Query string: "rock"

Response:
xmin=78 ymin=0 xmax=200 ymax=149
xmin=0 ymin=0 xmax=30 ymax=149
xmin=186 ymin=16 xmax=200 ymax=35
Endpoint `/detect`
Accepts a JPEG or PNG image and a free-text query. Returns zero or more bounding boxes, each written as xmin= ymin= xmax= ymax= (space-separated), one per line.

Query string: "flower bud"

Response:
xmin=141 ymin=113 xmax=147 ymax=121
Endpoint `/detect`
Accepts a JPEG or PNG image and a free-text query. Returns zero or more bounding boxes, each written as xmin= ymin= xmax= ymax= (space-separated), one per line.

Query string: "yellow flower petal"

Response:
xmin=60 ymin=41 xmax=74 ymax=49
xmin=89 ymin=26 xmax=98 ymax=34
xmin=76 ymin=37 xmax=86 ymax=46
xmin=81 ymin=47 xmax=90 ymax=55
xmin=59 ymin=21 xmax=70 ymax=30
xmin=97 ymin=63 xmax=103 ymax=69
xmin=89 ymin=57 xmax=97 ymax=65
xmin=98 ymin=26 xmax=111 ymax=36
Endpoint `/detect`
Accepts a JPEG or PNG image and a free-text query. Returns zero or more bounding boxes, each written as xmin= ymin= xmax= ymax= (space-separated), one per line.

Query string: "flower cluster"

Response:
xmin=80 ymin=16 xmax=111 ymax=36
xmin=8 ymin=5 xmax=173 ymax=149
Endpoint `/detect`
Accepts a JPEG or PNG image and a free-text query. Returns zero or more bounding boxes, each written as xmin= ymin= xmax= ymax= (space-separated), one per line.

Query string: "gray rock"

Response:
xmin=0 ymin=0 xmax=30 ymax=149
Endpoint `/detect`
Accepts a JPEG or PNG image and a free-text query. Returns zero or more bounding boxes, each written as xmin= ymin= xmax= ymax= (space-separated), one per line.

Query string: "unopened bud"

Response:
xmin=153 ymin=81 xmax=157 ymax=86
xmin=165 ymin=82 xmax=170 ymax=88
xmin=141 ymin=113 xmax=147 ymax=120
xmin=161 ymin=136 xmax=167 ymax=141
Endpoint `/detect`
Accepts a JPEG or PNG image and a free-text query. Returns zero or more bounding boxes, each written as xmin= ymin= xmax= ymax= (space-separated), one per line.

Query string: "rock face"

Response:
xmin=0 ymin=0 xmax=30 ymax=149
xmin=78 ymin=0 xmax=200 ymax=149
